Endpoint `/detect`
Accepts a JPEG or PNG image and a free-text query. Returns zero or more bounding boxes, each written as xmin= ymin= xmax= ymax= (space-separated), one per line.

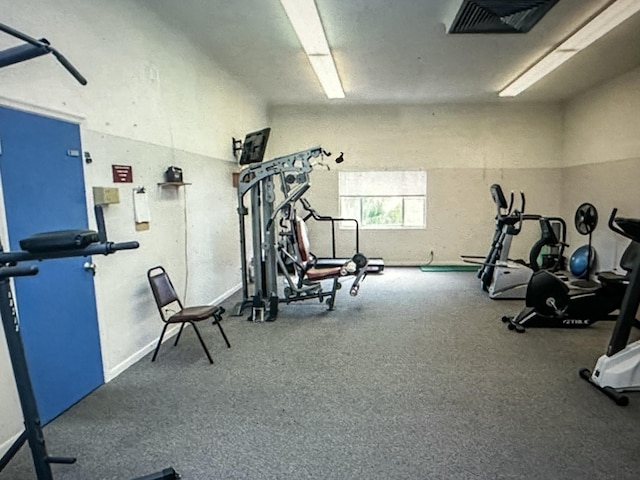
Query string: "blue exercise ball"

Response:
xmin=570 ymin=245 xmax=596 ymax=278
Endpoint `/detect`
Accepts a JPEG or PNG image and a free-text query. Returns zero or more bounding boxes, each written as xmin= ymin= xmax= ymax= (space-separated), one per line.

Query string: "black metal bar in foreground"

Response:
xmin=0 ymin=22 xmax=87 ymax=85
xmin=0 ymin=206 xmax=179 ymax=478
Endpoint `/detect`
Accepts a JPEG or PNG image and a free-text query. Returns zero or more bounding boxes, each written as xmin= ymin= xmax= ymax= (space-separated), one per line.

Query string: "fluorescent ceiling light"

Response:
xmin=308 ymin=54 xmax=345 ymax=99
xmin=280 ymin=0 xmax=345 ymax=99
xmin=500 ymin=0 xmax=640 ymax=97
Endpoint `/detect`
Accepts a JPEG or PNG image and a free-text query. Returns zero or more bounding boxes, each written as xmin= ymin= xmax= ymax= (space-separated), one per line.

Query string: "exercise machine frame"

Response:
xmin=580 ymin=210 xmax=640 ymax=406
xmin=0 ymin=208 xmax=178 ymax=479
xmin=298 ymin=197 xmax=384 ymax=273
xmin=463 ymin=184 xmax=566 ymax=299
xmin=502 ymin=209 xmax=637 ymax=333
xmin=234 ymin=146 xmax=367 ymax=322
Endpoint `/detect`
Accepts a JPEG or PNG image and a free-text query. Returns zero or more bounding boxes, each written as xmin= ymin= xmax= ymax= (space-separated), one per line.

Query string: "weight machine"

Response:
xmin=234 ymin=145 xmax=368 ymax=322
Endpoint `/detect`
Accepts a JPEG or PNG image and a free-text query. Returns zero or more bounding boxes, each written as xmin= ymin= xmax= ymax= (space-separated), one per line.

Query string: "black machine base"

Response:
xmin=501 ymin=307 xmax=612 ymax=333
xmin=133 ymin=467 xmax=181 ymax=480
xmin=578 ymin=368 xmax=629 ymax=406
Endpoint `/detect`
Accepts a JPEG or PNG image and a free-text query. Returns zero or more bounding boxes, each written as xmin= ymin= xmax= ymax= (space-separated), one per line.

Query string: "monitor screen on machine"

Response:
xmin=239 ymin=127 xmax=271 ymax=165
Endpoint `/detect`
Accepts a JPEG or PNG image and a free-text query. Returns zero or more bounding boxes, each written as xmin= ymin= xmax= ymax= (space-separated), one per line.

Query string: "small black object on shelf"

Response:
xmin=164 ymin=166 xmax=183 ymax=183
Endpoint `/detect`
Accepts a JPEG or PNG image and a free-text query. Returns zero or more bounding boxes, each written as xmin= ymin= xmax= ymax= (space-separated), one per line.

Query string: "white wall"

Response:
xmin=561 ymin=66 xmax=640 ymax=270
xmin=268 ymin=103 xmax=565 ymax=265
xmin=563 ymin=67 xmax=640 ymax=168
xmin=0 ymin=0 xmax=267 ymax=455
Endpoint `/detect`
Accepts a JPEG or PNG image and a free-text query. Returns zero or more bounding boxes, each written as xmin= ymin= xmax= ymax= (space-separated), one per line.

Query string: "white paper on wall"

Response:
xmin=133 ymin=188 xmax=151 ymax=223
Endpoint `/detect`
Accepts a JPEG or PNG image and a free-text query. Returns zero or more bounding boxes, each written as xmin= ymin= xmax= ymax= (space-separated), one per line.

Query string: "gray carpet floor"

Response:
xmin=2 ymin=267 xmax=640 ymax=479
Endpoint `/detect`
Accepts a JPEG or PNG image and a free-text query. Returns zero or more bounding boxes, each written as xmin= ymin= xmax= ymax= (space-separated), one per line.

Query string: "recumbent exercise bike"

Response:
xmin=502 ymin=209 xmax=640 ymax=332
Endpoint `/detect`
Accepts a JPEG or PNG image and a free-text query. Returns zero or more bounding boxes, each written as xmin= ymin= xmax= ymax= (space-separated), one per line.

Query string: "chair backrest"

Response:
xmin=147 ymin=266 xmax=182 ymax=311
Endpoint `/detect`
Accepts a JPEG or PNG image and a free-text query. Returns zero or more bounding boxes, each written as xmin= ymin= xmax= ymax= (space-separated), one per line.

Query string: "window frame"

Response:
xmin=338 ymin=171 xmax=427 ymax=230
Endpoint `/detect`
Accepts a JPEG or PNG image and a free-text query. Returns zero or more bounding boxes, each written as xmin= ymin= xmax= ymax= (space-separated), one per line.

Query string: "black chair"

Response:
xmin=147 ymin=266 xmax=230 ymax=364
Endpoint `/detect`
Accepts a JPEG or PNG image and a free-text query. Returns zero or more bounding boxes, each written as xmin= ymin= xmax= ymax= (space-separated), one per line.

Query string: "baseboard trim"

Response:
xmin=103 ymin=282 xmax=242 ymax=383
xmin=0 ymin=429 xmax=24 ymax=460
xmin=103 ymin=325 xmax=181 ymax=383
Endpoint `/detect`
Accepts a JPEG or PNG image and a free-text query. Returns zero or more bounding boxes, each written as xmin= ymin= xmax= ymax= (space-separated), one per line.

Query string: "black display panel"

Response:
xmin=239 ymin=127 xmax=271 ymax=165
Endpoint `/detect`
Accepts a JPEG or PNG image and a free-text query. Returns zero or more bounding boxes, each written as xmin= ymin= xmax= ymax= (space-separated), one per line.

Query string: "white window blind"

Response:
xmin=339 ymin=171 xmax=427 ymax=196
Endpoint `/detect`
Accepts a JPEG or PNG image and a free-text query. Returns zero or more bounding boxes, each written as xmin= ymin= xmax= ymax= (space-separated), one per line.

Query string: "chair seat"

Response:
xmin=169 ymin=305 xmax=225 ymax=322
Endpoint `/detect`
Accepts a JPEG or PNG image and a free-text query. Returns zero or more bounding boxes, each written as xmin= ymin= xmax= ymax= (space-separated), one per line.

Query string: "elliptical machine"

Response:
xmin=464 ymin=184 xmax=566 ymax=299
xmin=580 ymin=210 xmax=640 ymax=406
xmin=502 ymin=209 xmax=640 ymax=333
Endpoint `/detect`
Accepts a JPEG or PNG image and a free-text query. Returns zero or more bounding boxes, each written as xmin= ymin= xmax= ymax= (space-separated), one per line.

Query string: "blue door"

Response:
xmin=0 ymin=105 xmax=103 ymax=424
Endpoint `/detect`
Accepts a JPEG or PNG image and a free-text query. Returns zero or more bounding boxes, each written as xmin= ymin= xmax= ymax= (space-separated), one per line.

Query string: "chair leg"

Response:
xmin=152 ymin=323 xmax=169 ymax=362
xmin=174 ymin=323 xmax=186 ymax=346
xmin=214 ymin=315 xmax=231 ymax=348
xmin=190 ymin=322 xmax=214 ymax=364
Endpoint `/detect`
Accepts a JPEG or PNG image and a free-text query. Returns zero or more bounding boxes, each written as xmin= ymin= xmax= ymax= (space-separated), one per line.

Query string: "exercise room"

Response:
xmin=1 ymin=1 xmax=640 ymax=478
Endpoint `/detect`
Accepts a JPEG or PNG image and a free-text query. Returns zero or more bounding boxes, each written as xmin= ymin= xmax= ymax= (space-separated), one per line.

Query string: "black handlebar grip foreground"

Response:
xmin=107 ymin=241 xmax=140 ymax=253
xmin=0 ymin=240 xmax=140 ymax=264
xmin=0 ymin=23 xmax=88 ymax=85
xmin=0 ymin=265 xmax=39 ymax=280
xmin=50 ymin=48 xmax=87 ymax=85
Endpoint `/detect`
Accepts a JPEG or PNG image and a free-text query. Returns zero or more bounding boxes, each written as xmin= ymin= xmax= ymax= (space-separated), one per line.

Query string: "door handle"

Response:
xmin=83 ymin=262 xmax=96 ymax=276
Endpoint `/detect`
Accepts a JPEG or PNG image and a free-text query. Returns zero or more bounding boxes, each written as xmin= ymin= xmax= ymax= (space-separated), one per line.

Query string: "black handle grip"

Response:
xmin=108 ymin=241 xmax=140 ymax=252
xmin=0 ymin=265 xmax=39 ymax=279
xmin=50 ymin=48 xmax=87 ymax=85
xmin=0 ymin=240 xmax=139 ymax=263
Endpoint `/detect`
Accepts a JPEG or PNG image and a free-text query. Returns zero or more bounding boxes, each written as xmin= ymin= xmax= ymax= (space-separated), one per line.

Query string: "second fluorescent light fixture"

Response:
xmin=500 ymin=0 xmax=640 ymax=97
xmin=280 ymin=0 xmax=345 ymax=99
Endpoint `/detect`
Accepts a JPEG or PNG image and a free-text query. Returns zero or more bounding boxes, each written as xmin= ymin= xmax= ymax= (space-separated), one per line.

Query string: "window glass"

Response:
xmin=338 ymin=171 xmax=426 ymax=230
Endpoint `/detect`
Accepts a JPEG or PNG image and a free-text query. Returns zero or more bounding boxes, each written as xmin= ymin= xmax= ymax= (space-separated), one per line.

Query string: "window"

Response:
xmin=339 ymin=171 xmax=427 ymax=229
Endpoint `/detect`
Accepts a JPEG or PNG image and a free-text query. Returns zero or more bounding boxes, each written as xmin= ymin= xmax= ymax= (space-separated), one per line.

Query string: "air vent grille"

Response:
xmin=449 ymin=0 xmax=558 ymax=34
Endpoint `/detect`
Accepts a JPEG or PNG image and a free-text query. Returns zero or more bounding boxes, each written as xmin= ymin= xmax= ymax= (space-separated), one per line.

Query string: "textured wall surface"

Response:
xmin=0 ymin=0 xmax=266 ymax=455
xmin=268 ymin=104 xmax=564 ymax=265
xmin=561 ymin=66 xmax=640 ymax=270
xmin=563 ymin=67 xmax=640 ymax=168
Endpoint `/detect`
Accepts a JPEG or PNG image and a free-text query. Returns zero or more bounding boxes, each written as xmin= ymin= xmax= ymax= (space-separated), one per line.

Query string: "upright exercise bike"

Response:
xmin=580 ymin=210 xmax=640 ymax=406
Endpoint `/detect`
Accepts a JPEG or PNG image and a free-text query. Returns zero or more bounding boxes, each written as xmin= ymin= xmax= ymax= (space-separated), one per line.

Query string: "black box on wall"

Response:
xmin=165 ymin=166 xmax=183 ymax=183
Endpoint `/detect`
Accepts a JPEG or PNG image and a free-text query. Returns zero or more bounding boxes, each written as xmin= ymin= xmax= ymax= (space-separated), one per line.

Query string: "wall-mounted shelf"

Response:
xmin=158 ymin=182 xmax=191 ymax=187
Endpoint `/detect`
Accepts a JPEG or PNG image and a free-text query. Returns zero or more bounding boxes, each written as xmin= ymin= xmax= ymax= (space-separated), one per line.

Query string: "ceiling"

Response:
xmin=141 ymin=0 xmax=640 ymax=106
